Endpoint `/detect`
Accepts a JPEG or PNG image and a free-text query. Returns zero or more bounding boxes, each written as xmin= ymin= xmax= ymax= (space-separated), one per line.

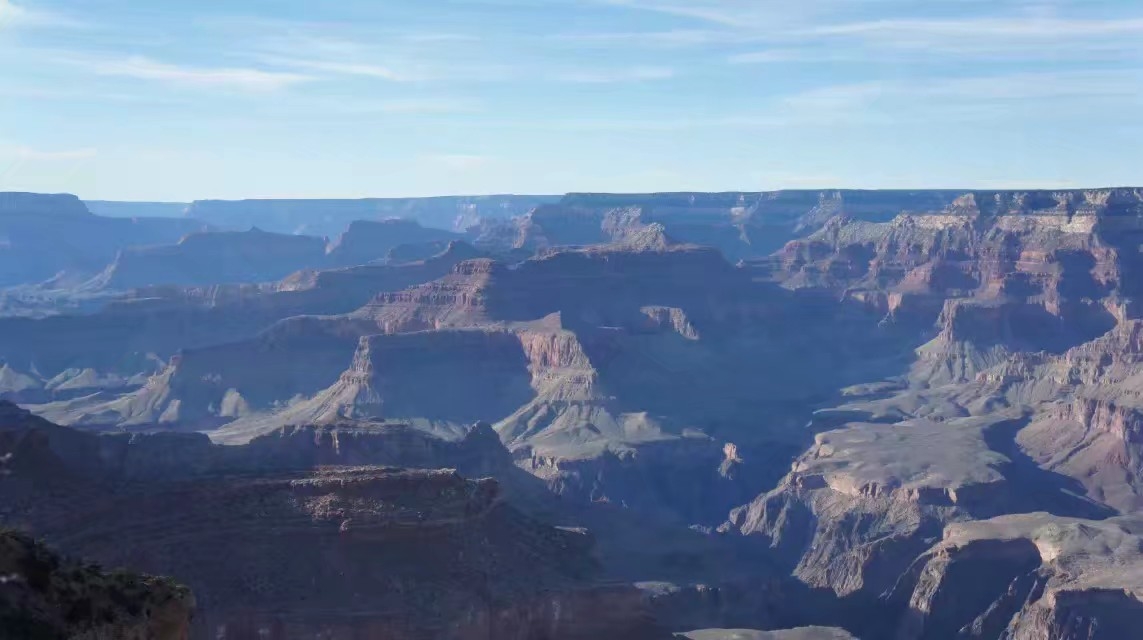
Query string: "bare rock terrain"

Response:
xmin=0 ymin=528 xmax=194 ymax=640
xmin=8 ymin=188 xmax=1143 ymax=638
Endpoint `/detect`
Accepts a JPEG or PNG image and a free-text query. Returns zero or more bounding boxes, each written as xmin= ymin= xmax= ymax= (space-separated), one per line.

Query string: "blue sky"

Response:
xmin=1 ymin=0 xmax=1141 ymax=200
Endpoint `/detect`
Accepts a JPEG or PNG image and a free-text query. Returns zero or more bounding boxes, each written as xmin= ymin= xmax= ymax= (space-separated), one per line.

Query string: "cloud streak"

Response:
xmin=258 ymin=56 xmax=415 ymax=81
xmin=0 ymin=0 xmax=86 ymax=30
xmin=580 ymin=0 xmax=1143 ymax=67
xmin=555 ymin=65 xmax=674 ymax=83
xmin=71 ymin=56 xmax=312 ymax=91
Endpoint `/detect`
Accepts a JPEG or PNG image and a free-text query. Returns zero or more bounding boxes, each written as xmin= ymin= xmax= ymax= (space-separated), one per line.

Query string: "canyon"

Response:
xmin=4 ymin=188 xmax=1143 ymax=638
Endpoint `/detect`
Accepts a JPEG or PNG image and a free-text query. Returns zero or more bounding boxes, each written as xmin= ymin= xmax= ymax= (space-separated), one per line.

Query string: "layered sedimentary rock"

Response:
xmin=721 ymin=406 xmax=1118 ymax=637
xmin=961 ymin=319 xmax=1143 ymax=513
xmin=477 ymin=191 xmax=967 ymax=261
xmin=89 ymin=228 xmax=328 ymax=290
xmin=0 ymin=192 xmax=207 ymax=286
xmin=716 ymin=188 xmax=1143 ymax=637
xmin=893 ymin=513 xmax=1143 ymax=640
xmin=2 ymin=243 xmax=480 ymax=397
xmin=761 ymin=189 xmax=1142 ymax=385
xmin=84 ymin=200 xmax=189 ymax=218
xmin=15 ymin=239 xmax=918 ymax=527
xmin=14 ymin=187 xmax=1143 ymax=638
xmin=190 ymin=243 xmax=919 ymax=523
xmin=185 ymin=195 xmax=558 ymax=236
xmin=0 ymin=402 xmax=669 ymax=639
xmin=326 ymin=219 xmax=462 ymax=266
xmin=0 ymin=529 xmax=194 ymax=640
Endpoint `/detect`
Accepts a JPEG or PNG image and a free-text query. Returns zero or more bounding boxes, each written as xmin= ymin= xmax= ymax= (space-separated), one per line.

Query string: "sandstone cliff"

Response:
xmin=89 ymin=228 xmax=328 ymax=290
xmin=892 ymin=513 xmax=1143 ymax=640
xmin=325 ymin=218 xmax=462 ymax=267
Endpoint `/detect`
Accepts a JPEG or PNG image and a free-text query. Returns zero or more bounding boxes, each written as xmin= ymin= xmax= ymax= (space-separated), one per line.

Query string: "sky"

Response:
xmin=0 ymin=0 xmax=1141 ymax=201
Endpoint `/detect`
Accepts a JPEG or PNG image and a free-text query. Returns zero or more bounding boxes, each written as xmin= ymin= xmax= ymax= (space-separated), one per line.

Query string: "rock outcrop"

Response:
xmin=0 ymin=528 xmax=194 ymax=640
xmin=720 ymin=406 xmax=1119 ymax=637
xmin=479 ymin=191 xmax=968 ymax=261
xmin=761 ymin=189 xmax=1142 ymax=386
xmin=326 ymin=219 xmax=462 ymax=266
xmin=1 ymin=243 xmax=480 ymax=396
xmin=89 ymin=228 xmax=328 ymax=290
xmin=893 ymin=513 xmax=1143 ymax=640
xmin=0 ymin=402 xmax=671 ymax=639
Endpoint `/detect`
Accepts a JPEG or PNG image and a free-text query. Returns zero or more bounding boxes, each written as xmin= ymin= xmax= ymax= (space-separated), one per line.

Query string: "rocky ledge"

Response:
xmin=0 ymin=528 xmax=194 ymax=640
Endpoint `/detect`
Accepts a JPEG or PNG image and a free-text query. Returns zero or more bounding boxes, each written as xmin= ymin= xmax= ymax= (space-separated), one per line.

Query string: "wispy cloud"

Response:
xmin=257 ymin=56 xmax=415 ymax=81
xmin=555 ymin=65 xmax=674 ymax=83
xmin=70 ymin=55 xmax=312 ymax=91
xmin=597 ymin=0 xmax=761 ymax=27
xmin=0 ymin=0 xmax=86 ymax=30
xmin=245 ymin=31 xmax=513 ymax=83
xmin=552 ymin=28 xmax=762 ymax=48
xmin=504 ymin=67 xmax=1143 ymax=132
xmin=596 ymin=0 xmax=866 ymax=29
xmin=315 ymin=97 xmax=480 ymax=115
xmin=768 ymin=68 xmax=1143 ymax=124
xmin=586 ymin=0 xmax=1143 ymax=67
xmin=802 ymin=16 xmax=1143 ymax=39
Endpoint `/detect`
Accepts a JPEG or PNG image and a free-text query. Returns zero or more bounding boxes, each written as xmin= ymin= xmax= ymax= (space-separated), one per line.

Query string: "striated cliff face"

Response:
xmin=90 ymin=228 xmax=329 ymax=290
xmin=43 ymin=240 xmax=922 ymax=526
xmin=963 ymin=319 xmax=1143 ymax=513
xmin=15 ymin=187 xmax=1143 ymax=638
xmin=720 ymin=407 xmax=1118 ymax=631
xmin=719 ymin=403 xmax=1143 ymax=638
xmin=0 ymin=528 xmax=194 ymax=640
xmin=0 ymin=192 xmax=208 ymax=287
xmin=724 ymin=416 xmax=1020 ymax=601
xmin=13 ymin=244 xmax=483 ymax=421
xmin=326 ymin=219 xmax=462 ymax=267
xmin=892 ymin=513 xmax=1143 ymax=640
xmin=482 ymin=191 xmax=970 ymax=261
xmin=0 ymin=402 xmax=671 ymax=639
xmin=185 ymin=195 xmax=557 ymax=236
xmin=219 ymin=328 xmax=537 ymax=439
xmin=56 ymin=467 xmax=667 ymax=640
xmin=755 ymin=190 xmax=1143 ymax=388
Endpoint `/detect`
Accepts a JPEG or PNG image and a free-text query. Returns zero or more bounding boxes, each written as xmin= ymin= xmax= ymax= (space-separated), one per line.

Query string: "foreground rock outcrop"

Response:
xmin=0 ymin=402 xmax=670 ymax=639
xmin=0 ymin=528 xmax=194 ymax=640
